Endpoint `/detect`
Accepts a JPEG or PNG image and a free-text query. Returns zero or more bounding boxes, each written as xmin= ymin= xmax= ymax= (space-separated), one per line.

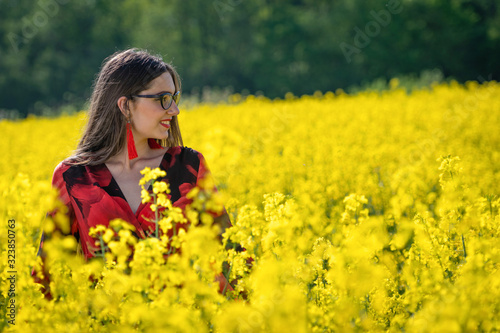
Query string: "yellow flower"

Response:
xmin=102 ymin=228 xmax=115 ymax=244
xmin=89 ymin=224 xmax=107 ymax=238
xmin=4 ymin=80 xmax=500 ymax=331
xmin=141 ymin=188 xmax=151 ymax=203
xmin=153 ymin=181 xmax=169 ymax=194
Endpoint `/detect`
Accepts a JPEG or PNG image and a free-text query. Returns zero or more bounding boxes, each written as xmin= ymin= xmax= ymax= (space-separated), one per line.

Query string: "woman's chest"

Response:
xmin=111 ymin=172 xmax=143 ymax=213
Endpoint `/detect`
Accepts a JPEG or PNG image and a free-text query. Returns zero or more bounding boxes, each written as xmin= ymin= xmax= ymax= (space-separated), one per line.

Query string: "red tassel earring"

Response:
xmin=126 ymin=121 xmax=138 ymax=160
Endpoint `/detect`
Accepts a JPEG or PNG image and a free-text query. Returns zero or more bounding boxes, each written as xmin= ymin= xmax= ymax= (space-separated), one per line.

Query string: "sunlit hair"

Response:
xmin=68 ymin=48 xmax=183 ymax=165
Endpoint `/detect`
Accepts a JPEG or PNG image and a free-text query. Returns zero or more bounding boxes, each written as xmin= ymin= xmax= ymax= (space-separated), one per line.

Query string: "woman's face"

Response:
xmin=129 ymin=72 xmax=179 ymax=142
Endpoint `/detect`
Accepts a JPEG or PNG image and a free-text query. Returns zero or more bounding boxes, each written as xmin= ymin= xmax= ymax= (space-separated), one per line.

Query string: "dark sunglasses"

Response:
xmin=132 ymin=91 xmax=181 ymax=110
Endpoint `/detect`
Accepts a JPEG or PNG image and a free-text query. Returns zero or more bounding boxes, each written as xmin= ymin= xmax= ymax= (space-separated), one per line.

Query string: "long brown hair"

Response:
xmin=68 ymin=48 xmax=183 ymax=166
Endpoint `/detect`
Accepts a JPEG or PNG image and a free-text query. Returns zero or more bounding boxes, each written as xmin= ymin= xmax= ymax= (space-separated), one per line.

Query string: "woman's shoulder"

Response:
xmin=166 ymin=146 xmax=204 ymax=161
xmin=51 ymin=160 xmax=77 ymax=191
xmin=163 ymin=146 xmax=209 ymax=175
xmin=52 ymin=160 xmax=73 ymax=177
xmin=53 ymin=158 xmax=86 ymax=175
xmin=51 ymin=158 xmax=105 ymax=184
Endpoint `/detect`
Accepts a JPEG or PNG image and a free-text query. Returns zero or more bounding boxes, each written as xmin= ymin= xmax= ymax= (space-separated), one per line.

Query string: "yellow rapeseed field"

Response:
xmin=1 ymin=80 xmax=499 ymax=332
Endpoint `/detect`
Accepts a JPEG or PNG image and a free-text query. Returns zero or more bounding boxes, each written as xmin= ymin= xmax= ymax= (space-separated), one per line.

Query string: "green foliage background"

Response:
xmin=0 ymin=0 xmax=499 ymax=117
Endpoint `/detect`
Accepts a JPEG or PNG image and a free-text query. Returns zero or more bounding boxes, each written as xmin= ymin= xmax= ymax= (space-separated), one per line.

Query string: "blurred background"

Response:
xmin=0 ymin=0 xmax=498 ymax=118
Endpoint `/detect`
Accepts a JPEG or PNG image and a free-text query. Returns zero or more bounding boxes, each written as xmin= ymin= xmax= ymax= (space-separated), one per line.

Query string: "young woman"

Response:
xmin=34 ymin=48 xmax=232 ymax=295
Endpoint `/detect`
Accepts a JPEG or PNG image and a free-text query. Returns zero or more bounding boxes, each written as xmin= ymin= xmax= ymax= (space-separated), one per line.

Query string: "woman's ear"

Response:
xmin=117 ymin=96 xmax=130 ymax=117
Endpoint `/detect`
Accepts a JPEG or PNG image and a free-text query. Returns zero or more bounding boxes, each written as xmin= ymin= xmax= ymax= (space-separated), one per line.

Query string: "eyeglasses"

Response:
xmin=132 ymin=91 xmax=181 ymax=110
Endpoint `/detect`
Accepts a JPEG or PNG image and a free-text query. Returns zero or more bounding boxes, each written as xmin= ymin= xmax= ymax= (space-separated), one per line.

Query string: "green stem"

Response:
xmin=153 ymin=192 xmax=159 ymax=239
xmin=461 ymin=234 xmax=467 ymax=258
xmin=167 ymin=223 xmax=177 ymax=256
xmin=99 ymin=235 xmax=106 ymax=264
xmin=222 ymin=263 xmax=232 ymax=296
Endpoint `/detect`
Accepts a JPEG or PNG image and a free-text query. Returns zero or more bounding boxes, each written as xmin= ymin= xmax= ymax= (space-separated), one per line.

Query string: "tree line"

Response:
xmin=0 ymin=0 xmax=498 ymax=117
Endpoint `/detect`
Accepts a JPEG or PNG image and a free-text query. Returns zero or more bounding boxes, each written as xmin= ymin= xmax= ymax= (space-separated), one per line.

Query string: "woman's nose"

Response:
xmin=168 ymin=101 xmax=180 ymax=116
